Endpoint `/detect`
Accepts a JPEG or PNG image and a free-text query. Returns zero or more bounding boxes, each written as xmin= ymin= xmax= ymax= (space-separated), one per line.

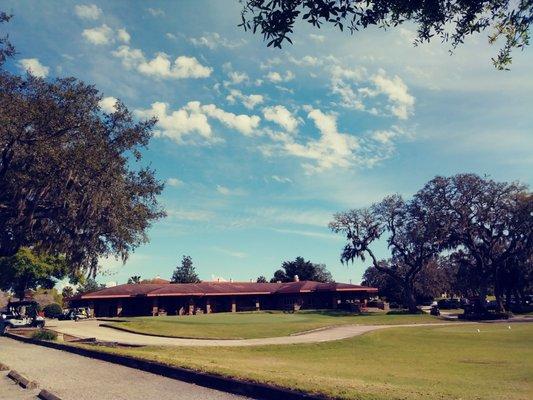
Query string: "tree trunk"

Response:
xmin=402 ymin=281 xmax=418 ymax=313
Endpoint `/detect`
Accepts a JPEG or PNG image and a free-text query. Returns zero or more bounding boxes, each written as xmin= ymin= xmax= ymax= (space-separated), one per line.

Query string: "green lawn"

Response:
xmin=78 ymin=323 xmax=533 ymax=400
xmin=104 ymin=310 xmax=445 ymax=339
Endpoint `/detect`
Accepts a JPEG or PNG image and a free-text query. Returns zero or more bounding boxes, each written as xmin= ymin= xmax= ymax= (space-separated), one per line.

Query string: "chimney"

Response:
xmin=230 ymin=278 xmax=233 ymax=283
xmin=294 ymin=275 xmax=299 ymax=282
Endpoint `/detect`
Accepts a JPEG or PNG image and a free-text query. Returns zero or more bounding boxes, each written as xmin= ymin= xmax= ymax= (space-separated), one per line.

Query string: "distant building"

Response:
xmin=70 ymin=279 xmax=377 ymax=317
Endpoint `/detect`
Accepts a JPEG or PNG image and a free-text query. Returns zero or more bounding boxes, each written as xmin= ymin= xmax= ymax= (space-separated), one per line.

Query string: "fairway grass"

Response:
xmin=80 ymin=323 xmax=533 ymax=400
xmin=105 ymin=311 xmax=445 ymax=339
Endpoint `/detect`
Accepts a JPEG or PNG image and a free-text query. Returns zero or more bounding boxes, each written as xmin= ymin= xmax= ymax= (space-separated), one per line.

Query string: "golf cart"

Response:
xmin=0 ymin=300 xmax=45 ymax=333
xmin=58 ymin=307 xmax=89 ymax=321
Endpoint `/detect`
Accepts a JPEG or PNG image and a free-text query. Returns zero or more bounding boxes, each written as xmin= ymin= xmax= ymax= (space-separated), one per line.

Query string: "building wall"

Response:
xmin=73 ymin=291 xmax=372 ymax=317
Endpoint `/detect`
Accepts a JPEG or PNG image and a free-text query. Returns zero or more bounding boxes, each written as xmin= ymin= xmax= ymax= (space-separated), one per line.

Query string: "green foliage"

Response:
xmin=61 ymin=286 xmax=74 ymax=299
xmin=43 ymin=302 xmax=63 ymax=318
xmin=256 ymin=275 xmax=267 ymax=283
xmin=0 ymin=70 xmax=165 ymax=275
xmin=171 ymin=255 xmax=200 ymax=283
xmin=76 ymin=278 xmax=105 ymax=295
xmin=240 ymin=0 xmax=533 ymax=69
xmin=0 ymin=248 xmax=68 ymax=300
xmin=270 ymin=257 xmax=333 ymax=283
xmin=127 ymin=275 xmax=141 ymax=284
xmin=31 ymin=329 xmax=57 ymax=341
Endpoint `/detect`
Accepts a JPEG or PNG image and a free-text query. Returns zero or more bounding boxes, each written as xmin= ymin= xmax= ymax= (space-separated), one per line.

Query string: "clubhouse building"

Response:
xmin=70 ymin=278 xmax=378 ymax=317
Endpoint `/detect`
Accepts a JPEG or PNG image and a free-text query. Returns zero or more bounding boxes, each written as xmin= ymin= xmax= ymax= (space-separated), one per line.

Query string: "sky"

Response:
xmin=2 ymin=1 xmax=532 ymax=287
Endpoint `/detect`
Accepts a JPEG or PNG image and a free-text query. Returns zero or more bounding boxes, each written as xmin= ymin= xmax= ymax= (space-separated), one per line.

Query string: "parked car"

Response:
xmin=0 ymin=300 xmax=45 ymax=333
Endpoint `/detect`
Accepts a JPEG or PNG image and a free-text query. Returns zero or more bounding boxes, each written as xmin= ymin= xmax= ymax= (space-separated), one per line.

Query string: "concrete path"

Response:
xmin=47 ymin=319 xmax=458 ymax=347
xmin=0 ymin=372 xmax=40 ymax=400
xmin=0 ymin=337 xmax=250 ymax=400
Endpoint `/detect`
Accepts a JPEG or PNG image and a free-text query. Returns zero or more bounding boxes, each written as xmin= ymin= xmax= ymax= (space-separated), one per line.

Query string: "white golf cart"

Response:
xmin=0 ymin=300 xmax=45 ymax=333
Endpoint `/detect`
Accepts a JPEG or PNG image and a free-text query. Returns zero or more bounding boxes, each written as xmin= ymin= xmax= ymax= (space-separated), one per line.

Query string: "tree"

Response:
xmin=240 ymin=0 xmax=533 ymax=69
xmin=0 ymin=247 xmax=68 ymax=300
xmin=270 ymin=257 xmax=333 ymax=283
xmin=127 ymin=275 xmax=141 ymax=284
xmin=330 ymin=194 xmax=442 ymax=312
xmin=414 ymin=174 xmax=532 ymax=312
xmin=0 ymin=71 xmax=165 ymax=275
xmin=61 ymin=286 xmax=74 ymax=300
xmin=0 ymin=12 xmax=15 ymax=66
xmin=76 ymin=277 xmax=104 ymax=295
xmin=256 ymin=275 xmax=268 ymax=283
xmin=363 ymin=258 xmax=452 ymax=304
xmin=171 ymin=255 xmax=201 ymax=284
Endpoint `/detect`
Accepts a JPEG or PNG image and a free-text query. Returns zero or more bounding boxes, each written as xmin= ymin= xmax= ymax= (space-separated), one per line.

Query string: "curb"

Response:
xmin=38 ymin=389 xmax=63 ymax=400
xmin=4 ymin=332 xmax=327 ymax=400
xmin=7 ymin=369 xmax=38 ymax=389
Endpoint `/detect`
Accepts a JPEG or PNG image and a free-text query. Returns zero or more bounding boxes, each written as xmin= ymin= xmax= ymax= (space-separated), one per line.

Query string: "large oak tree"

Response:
xmin=0 ymin=71 xmax=165 ymax=276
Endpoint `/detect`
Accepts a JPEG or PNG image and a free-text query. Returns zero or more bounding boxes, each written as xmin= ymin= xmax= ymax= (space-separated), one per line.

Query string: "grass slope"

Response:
xmin=106 ymin=311 xmax=444 ymax=339
xmin=79 ymin=323 xmax=533 ymax=400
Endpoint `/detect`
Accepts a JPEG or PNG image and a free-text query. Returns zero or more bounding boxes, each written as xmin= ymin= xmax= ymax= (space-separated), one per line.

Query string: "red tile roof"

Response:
xmin=79 ymin=281 xmax=377 ymax=299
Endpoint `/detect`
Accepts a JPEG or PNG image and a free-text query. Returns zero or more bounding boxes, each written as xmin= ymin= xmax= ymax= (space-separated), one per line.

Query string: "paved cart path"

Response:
xmin=47 ymin=319 xmax=459 ymax=347
xmin=0 ymin=337 xmax=250 ymax=400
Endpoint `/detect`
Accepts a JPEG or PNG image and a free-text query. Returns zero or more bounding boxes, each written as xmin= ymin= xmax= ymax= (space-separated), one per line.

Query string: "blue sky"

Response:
xmin=3 ymin=1 xmax=532 ymax=286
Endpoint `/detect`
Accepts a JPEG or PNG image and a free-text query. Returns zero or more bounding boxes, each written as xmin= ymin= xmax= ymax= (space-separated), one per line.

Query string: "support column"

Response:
xmin=188 ymin=298 xmax=195 ymax=315
xmin=332 ymin=295 xmax=339 ymax=309
xmin=231 ymin=297 xmax=237 ymax=313
xmin=116 ymin=300 xmax=123 ymax=317
xmin=255 ymin=298 xmax=260 ymax=311
xmin=151 ymin=298 xmax=159 ymax=316
xmin=205 ymin=298 xmax=212 ymax=314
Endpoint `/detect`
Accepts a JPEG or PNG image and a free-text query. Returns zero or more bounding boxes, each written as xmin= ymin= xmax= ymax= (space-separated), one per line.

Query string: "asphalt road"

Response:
xmin=0 ymin=337 xmax=251 ymax=400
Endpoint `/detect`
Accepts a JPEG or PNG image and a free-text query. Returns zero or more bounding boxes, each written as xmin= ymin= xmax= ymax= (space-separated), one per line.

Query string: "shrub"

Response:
xmin=31 ymin=329 xmax=57 ymax=341
xmin=43 ymin=303 xmax=63 ymax=318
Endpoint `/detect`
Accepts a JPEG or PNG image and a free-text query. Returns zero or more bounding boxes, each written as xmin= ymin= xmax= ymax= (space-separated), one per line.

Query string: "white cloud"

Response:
xmin=226 ymin=89 xmax=264 ymax=109
xmin=18 ymin=58 xmax=49 ymax=78
xmin=266 ymin=70 xmax=294 ymax=83
xmin=167 ymin=208 xmax=214 ymax=221
xmin=167 ymin=178 xmax=184 ymax=187
xmin=262 ymin=107 xmax=360 ymax=174
xmin=189 ymin=32 xmax=246 ymax=49
xmin=74 ymin=4 xmax=102 ymax=20
xmin=213 ymin=247 xmax=247 ymax=258
xmin=225 ymin=70 xmax=249 ymax=86
xmin=272 ymin=228 xmax=339 ymax=240
xmin=289 ymin=56 xmax=322 ymax=67
xmin=113 ymin=46 xmax=212 ymax=79
xmin=186 ymin=102 xmax=260 ymax=136
xmin=309 ymin=34 xmax=325 ymax=43
xmin=135 ymin=102 xmax=214 ymax=144
xmin=83 ymin=24 xmax=115 ymax=45
xmin=262 ymin=105 xmax=299 ymax=133
xmin=99 ymin=96 xmax=118 ymax=113
xmin=147 ymin=8 xmax=165 ymax=17
xmin=135 ymin=101 xmax=260 ymax=144
xmin=252 ymin=207 xmax=332 ymax=227
xmin=271 ymin=175 xmax=292 ymax=183
xmin=117 ymin=28 xmax=131 ymax=44
xmin=216 ymin=185 xmax=245 ymax=196
xmin=371 ymin=70 xmax=414 ymax=119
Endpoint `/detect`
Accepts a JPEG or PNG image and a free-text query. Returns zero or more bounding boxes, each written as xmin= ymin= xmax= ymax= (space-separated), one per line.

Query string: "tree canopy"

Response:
xmin=171 ymin=255 xmax=201 ymax=284
xmin=0 ymin=247 xmax=68 ymax=300
xmin=331 ymin=173 xmax=532 ymax=313
xmin=270 ymin=257 xmax=334 ymax=282
xmin=0 ymin=71 xmax=165 ymax=275
xmin=240 ymin=0 xmax=533 ymax=69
